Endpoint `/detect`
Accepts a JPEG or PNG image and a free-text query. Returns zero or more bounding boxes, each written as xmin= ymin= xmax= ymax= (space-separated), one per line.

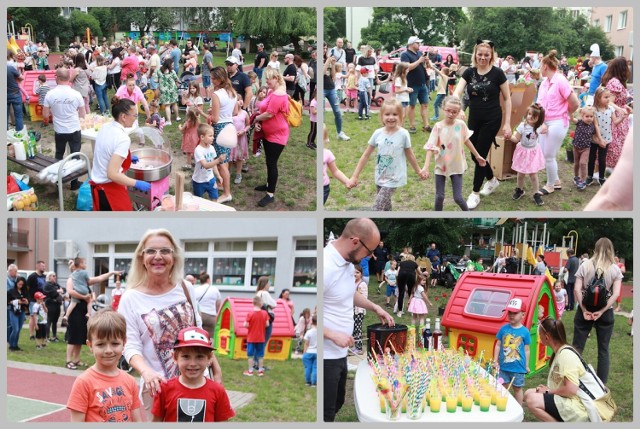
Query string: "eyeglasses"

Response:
xmin=142 ymin=248 xmax=174 ymax=257
xmin=352 ymin=237 xmax=374 ymax=256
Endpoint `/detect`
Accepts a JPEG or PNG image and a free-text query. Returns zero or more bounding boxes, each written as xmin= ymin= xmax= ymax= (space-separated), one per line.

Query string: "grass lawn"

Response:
xmin=7 ymin=328 xmax=316 ymax=422
xmin=324 ymin=109 xmax=598 ymax=211
xmin=9 ymin=89 xmax=316 ymax=211
xmin=333 ymin=279 xmax=634 ymax=422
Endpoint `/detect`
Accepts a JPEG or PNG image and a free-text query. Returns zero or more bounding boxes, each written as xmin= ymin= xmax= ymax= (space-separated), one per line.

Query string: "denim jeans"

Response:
xmin=94 ymin=82 xmax=110 ymax=114
xmin=8 ymin=310 xmax=26 ymax=348
xmin=572 ymin=307 xmax=615 ymax=383
xmin=324 ymin=88 xmax=343 ymax=134
xmin=324 ymin=357 xmax=348 ymax=421
xmin=302 ymin=352 xmax=317 ymax=385
xmin=358 ymin=90 xmax=370 ymax=117
xmin=8 ymin=95 xmax=24 ymax=132
xmin=433 ymin=93 xmax=446 ymax=118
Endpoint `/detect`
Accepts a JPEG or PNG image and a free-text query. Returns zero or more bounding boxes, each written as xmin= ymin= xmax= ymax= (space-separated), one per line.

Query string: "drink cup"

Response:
xmin=496 ymin=393 xmax=508 ymax=412
xmin=479 ymin=394 xmax=491 ymax=412
xmin=461 ymin=396 xmax=473 ymax=412
xmin=445 ymin=395 xmax=457 ymax=413
xmin=429 ymin=395 xmax=442 ymax=413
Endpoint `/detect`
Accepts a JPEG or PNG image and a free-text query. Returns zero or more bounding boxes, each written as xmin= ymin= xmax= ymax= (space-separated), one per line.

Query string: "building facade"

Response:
xmin=591 ymin=7 xmax=633 ymax=59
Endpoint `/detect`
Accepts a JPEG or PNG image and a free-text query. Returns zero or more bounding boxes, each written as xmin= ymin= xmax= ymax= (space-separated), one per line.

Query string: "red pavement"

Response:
xmin=7 ymin=366 xmax=74 ymax=422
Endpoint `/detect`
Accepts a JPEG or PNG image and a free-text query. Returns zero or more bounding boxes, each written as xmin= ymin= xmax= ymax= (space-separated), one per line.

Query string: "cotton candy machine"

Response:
xmin=126 ymin=148 xmax=172 ymax=210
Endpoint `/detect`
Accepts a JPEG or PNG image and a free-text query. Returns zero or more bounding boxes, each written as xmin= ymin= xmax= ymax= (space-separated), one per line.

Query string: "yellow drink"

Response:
xmin=496 ymin=394 xmax=508 ymax=411
xmin=446 ymin=395 xmax=458 ymax=413
xmin=461 ymin=396 xmax=473 ymax=412
xmin=490 ymin=388 xmax=497 ymax=405
xmin=429 ymin=395 xmax=442 ymax=413
xmin=479 ymin=394 xmax=491 ymax=412
xmin=473 ymin=389 xmax=481 ymax=405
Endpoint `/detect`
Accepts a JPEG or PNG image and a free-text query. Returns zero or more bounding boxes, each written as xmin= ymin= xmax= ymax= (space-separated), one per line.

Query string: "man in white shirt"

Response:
xmin=42 ymin=67 xmax=86 ymax=190
xmin=329 ymin=38 xmax=347 ymax=70
xmin=323 ymin=218 xmax=394 ymax=422
xmin=231 ymin=42 xmax=244 ymax=66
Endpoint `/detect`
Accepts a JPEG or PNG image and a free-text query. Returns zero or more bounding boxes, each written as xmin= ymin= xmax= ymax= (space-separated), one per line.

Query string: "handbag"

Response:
xmin=215 ymin=123 xmax=238 ymax=148
xmin=563 ymin=346 xmax=617 ymax=422
xmin=378 ymin=82 xmax=391 ymax=94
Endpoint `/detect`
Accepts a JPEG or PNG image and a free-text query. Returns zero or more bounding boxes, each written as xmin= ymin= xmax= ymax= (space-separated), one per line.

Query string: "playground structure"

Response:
xmin=490 ymin=219 xmax=578 ymax=285
xmin=214 ymin=297 xmax=295 ymax=361
xmin=441 ymin=271 xmax=558 ymax=376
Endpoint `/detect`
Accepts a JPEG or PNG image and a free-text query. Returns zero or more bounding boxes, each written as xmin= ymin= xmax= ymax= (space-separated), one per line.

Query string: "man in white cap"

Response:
xmin=225 ymin=56 xmax=252 ymax=108
xmin=587 ymin=43 xmax=607 ymax=96
xmin=400 ymin=36 xmax=432 ymax=134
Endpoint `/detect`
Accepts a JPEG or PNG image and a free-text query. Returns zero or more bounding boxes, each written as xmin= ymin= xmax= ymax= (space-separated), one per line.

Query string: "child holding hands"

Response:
xmin=510 ymin=103 xmax=546 ymax=206
xmin=350 ymin=98 xmax=427 ymax=211
xmin=570 ymin=106 xmax=598 ymax=190
xmin=422 ymin=96 xmax=486 ymax=211
xmin=322 ymin=127 xmax=350 ymax=204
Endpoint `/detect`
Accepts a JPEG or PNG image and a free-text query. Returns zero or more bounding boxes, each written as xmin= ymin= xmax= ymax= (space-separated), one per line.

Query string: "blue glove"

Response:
xmin=134 ymin=180 xmax=151 ymax=192
xmin=131 ymin=155 xmax=139 ymax=164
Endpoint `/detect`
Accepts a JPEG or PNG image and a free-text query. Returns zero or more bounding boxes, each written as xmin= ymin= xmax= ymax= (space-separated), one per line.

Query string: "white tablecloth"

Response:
xmin=353 ymin=360 xmax=524 ymax=422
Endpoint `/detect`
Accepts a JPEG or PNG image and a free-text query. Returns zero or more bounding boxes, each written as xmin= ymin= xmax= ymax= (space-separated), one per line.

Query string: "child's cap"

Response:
xmin=174 ymin=327 xmax=215 ymax=350
xmin=505 ymin=298 xmax=526 ymax=313
xmin=34 ymin=292 xmax=46 ymax=300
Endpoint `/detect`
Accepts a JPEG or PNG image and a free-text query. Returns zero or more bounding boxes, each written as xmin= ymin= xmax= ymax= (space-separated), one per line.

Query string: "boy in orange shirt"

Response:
xmin=243 ymin=295 xmax=270 ymax=377
xmin=66 ymin=309 xmax=142 ymax=422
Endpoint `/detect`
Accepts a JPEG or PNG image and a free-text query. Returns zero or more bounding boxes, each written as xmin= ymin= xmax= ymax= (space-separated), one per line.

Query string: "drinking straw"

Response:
xmin=506 ymin=377 xmax=515 ymax=392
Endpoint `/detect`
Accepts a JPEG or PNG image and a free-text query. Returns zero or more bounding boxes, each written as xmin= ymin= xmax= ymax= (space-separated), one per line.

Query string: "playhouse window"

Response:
xmin=465 ymin=289 xmax=511 ymax=318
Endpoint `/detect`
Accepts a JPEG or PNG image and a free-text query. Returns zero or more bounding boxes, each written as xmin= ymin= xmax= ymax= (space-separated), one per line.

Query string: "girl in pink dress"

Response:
xmin=408 ymin=276 xmax=432 ymax=328
xmin=178 ymin=109 xmax=199 ymax=168
xmin=509 ymin=103 xmax=547 ymax=206
xmin=230 ymin=96 xmax=250 ymax=184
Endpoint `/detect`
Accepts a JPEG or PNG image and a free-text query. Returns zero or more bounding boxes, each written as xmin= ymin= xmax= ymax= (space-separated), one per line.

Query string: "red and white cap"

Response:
xmin=174 ymin=327 xmax=214 ymax=350
xmin=34 ymin=292 xmax=46 ymax=300
xmin=505 ymin=298 xmax=526 ymax=313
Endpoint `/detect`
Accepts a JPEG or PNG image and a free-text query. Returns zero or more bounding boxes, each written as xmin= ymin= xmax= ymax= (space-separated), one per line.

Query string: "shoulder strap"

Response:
xmin=180 ymin=280 xmax=196 ymax=325
xmin=561 ymin=346 xmax=607 ymax=398
xmin=197 ymin=284 xmax=211 ymax=304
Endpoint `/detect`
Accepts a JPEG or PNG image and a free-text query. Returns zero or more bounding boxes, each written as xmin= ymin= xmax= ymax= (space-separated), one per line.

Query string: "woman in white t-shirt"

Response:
xmin=255 ymin=276 xmax=277 ymax=343
xmin=90 ymin=98 xmax=148 ymax=211
xmin=118 ymin=229 xmax=222 ymax=418
xmin=106 ymin=49 xmax=122 ymax=90
xmin=267 ymin=51 xmax=280 ymax=71
xmin=209 ymin=66 xmax=238 ymax=204
xmin=194 ymin=272 xmax=222 ymax=340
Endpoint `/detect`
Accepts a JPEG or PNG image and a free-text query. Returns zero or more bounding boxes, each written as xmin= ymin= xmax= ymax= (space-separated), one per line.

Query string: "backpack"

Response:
xmin=582 ymin=263 xmax=610 ymax=312
xmin=286 ymin=96 xmax=302 ymax=127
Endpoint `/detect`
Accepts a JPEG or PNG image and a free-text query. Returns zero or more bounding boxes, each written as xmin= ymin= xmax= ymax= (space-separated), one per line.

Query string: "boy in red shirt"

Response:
xmin=151 ymin=327 xmax=235 ymax=422
xmin=243 ymin=295 xmax=270 ymax=377
xmin=66 ymin=309 xmax=142 ymax=422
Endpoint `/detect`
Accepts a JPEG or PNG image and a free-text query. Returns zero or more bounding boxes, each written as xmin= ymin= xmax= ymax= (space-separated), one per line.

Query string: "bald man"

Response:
xmin=43 ymin=67 xmax=86 ymax=190
xmin=323 ymin=218 xmax=394 ymax=421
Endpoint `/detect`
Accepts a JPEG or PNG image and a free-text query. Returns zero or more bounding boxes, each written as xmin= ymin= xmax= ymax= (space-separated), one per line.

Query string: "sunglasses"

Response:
xmin=476 ymin=39 xmax=495 ymax=48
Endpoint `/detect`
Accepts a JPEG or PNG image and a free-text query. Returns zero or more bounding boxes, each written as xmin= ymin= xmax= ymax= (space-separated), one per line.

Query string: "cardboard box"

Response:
xmin=491 ymin=83 xmax=538 ymax=180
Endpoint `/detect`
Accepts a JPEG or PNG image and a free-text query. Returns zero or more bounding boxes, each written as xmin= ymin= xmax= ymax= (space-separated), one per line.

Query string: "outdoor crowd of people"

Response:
xmin=322 ymin=37 xmax=633 ymax=211
xmin=8 ymin=35 xmax=318 ymax=209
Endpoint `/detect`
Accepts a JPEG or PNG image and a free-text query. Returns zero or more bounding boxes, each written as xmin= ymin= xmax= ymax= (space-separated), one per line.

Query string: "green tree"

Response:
xmin=69 ymin=10 xmax=103 ymax=41
xmin=233 ymin=8 xmax=315 ymax=52
xmin=324 ymin=7 xmax=346 ymax=44
xmin=8 ymin=7 xmax=70 ymax=46
xmin=89 ymin=8 xmax=117 ymax=39
xmin=361 ymin=7 xmax=467 ymax=52
xmin=116 ymin=7 xmax=177 ymax=33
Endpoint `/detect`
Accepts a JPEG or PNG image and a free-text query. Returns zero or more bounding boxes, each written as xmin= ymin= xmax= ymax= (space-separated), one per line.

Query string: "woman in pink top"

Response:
xmin=252 ymin=68 xmax=290 ymax=207
xmin=115 ymin=73 xmax=151 ymax=119
xmin=536 ymin=50 xmax=579 ymax=197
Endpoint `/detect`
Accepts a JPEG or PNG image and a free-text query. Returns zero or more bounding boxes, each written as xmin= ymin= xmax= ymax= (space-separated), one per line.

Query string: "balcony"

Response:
xmin=7 ymin=228 xmax=29 ymax=250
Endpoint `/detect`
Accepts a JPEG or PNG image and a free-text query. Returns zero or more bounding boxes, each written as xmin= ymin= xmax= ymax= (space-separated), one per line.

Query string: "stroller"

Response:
xmin=178 ymin=71 xmax=198 ymax=111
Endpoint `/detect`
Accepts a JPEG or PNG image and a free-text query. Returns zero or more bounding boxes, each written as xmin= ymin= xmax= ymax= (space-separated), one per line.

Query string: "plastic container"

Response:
xmin=13 ymin=141 xmax=27 ymax=161
xmin=366 ymin=323 xmax=407 ymax=358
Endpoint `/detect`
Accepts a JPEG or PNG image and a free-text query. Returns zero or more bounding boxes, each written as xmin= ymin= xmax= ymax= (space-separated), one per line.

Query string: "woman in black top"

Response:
xmin=43 ymin=272 xmax=64 ymax=342
xmin=7 ymin=277 xmax=29 ymax=351
xmin=396 ymin=254 xmax=420 ymax=318
xmin=454 ymin=40 xmax=512 ymax=210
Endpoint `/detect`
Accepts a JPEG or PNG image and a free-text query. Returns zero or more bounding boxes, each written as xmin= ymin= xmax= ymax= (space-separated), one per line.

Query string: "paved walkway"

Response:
xmin=6 ymin=360 xmax=254 ymax=422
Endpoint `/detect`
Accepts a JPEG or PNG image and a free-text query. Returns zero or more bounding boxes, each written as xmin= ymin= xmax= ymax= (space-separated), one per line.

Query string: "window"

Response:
xmin=292 ymin=238 xmax=317 ymax=288
xmin=465 ymin=289 xmax=511 ymax=318
xmin=615 ymin=46 xmax=624 ymax=57
xmin=618 ymin=10 xmax=627 ymax=29
xmin=604 ymin=15 xmax=613 ymax=32
xmin=594 ymin=19 xmax=600 ymax=28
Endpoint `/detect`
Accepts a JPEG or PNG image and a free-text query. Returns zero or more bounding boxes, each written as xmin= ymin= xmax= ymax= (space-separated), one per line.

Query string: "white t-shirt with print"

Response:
xmin=324 ymin=242 xmax=356 ymax=359
xmin=368 ymin=127 xmax=412 ymax=188
xmin=192 ymin=144 xmax=218 ymax=184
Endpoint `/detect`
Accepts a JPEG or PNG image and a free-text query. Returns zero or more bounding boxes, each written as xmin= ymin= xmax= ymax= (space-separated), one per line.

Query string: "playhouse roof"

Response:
xmin=20 ymin=70 xmax=57 ymax=104
xmin=442 ymin=272 xmax=551 ymax=335
xmin=223 ymin=296 xmax=294 ymax=337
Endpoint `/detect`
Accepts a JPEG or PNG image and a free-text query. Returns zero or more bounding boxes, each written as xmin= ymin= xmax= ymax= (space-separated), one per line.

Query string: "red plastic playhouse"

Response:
xmin=441 ymin=271 xmax=558 ymax=376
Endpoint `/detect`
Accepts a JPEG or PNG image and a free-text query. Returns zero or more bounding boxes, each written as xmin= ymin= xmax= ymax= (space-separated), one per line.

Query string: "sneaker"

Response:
xmin=255 ymin=149 xmax=262 ymax=157
xmin=576 ymin=180 xmax=586 ymax=191
xmin=466 ymin=193 xmax=481 ymax=210
xmin=599 ymin=178 xmax=606 ymax=186
xmin=165 ymin=121 xmax=172 ymax=126
xmin=573 ymin=176 xmax=581 ymax=186
xmin=585 ymin=177 xmax=594 ymax=186
xmin=30 ymin=336 xmax=35 ymax=341
xmin=337 ymin=131 xmax=351 ymax=141
xmin=533 ymin=193 xmax=544 ymax=206
xmin=234 ymin=174 xmax=242 ymax=184
xmin=306 ymin=142 xmax=317 ymax=149
xmin=396 ymin=311 xmax=403 ymax=318
xmin=36 ymin=345 xmax=42 ymax=350
xmin=175 ymin=117 xmax=182 ymax=122
xmin=479 ymin=178 xmax=500 ymax=196
xmin=358 ymin=116 xmax=364 ymax=120
xmin=243 ymin=370 xmax=254 ymax=376
xmin=204 ymin=97 xmax=211 ymax=103
xmin=257 ymin=194 xmax=275 ymax=207
xmin=430 ymin=116 xmax=438 ymax=121
xmin=257 ymin=370 xmax=265 ymax=377
xmin=242 ymin=164 xmax=249 ymax=173
xmin=409 ymin=127 xmax=417 ymax=134
xmin=364 ymin=115 xmax=371 ymax=120
xmin=512 ymin=187 xmax=525 ymax=200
